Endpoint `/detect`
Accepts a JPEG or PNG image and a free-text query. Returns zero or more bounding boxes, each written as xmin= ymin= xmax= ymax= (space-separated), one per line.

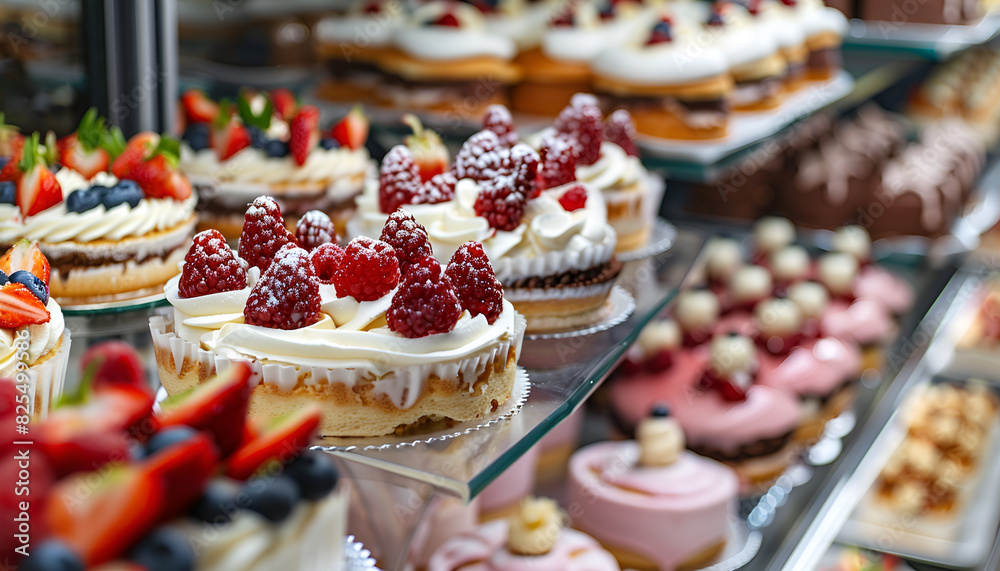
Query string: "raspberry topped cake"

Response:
xmin=0 ymin=111 xmax=196 ymax=303
xmin=152 ymin=197 xmax=524 ymax=437
xmin=178 ymin=89 xmax=372 ymax=239
xmin=351 ymin=102 xmax=621 ymax=334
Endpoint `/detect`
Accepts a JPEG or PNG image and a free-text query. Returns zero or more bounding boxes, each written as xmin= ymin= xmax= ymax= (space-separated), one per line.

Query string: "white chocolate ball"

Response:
xmin=788 ymin=281 xmax=830 ymax=319
xmin=637 ymin=416 xmax=685 ymax=468
xmin=754 ymin=217 xmax=796 ymax=255
xmin=705 ymin=238 xmax=743 ymax=283
xmin=770 ymin=245 xmax=810 ymax=282
xmin=709 ymin=334 xmax=757 ymax=379
xmin=675 ymin=290 xmax=720 ymax=332
xmin=754 ymin=298 xmax=804 ymax=338
xmin=729 ymin=265 xmax=773 ymax=305
xmin=817 ymin=252 xmax=859 ymax=296
xmin=638 ymin=320 xmax=681 ymax=357
xmin=833 ymin=225 xmax=872 ymax=262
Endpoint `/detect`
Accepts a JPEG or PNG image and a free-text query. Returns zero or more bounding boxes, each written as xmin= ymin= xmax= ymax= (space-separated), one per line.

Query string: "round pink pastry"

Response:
xmin=854 ymin=265 xmax=914 ymax=316
xmin=567 ymin=439 xmax=738 ymax=571
xmin=757 ymin=336 xmax=861 ymax=398
xmin=480 ymin=444 xmax=540 ymax=518
xmin=821 ymin=298 xmax=895 ymax=346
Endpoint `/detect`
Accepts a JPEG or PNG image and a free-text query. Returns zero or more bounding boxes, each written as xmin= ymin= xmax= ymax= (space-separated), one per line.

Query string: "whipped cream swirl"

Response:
xmin=0 ymin=298 xmax=64 ymax=375
xmin=576 ymin=142 xmax=644 ymax=194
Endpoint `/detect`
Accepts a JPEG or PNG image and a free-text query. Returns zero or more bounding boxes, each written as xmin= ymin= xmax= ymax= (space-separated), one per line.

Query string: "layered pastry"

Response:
xmin=482 ymin=0 xmax=551 ymax=54
xmin=377 ymin=1 xmax=521 ymax=115
xmin=909 ymin=48 xmax=1000 ymax=141
xmin=178 ymin=89 xmax=372 ymax=239
xmin=757 ymin=0 xmax=811 ymax=92
xmin=4 ymin=352 xmax=351 ymax=571
xmin=592 ymin=11 xmax=735 ymax=140
xmin=152 ymin=198 xmax=525 ymax=437
xmin=774 ymin=0 xmax=848 ymax=81
xmin=350 ymin=106 xmax=620 ymax=334
xmin=315 ymin=0 xmax=404 ymax=102
xmin=429 ymin=497 xmax=621 ymax=571
xmin=0 ymin=241 xmax=70 ymax=418
xmin=567 ymin=407 xmax=739 ymax=570
xmin=0 ymin=116 xmax=196 ymax=303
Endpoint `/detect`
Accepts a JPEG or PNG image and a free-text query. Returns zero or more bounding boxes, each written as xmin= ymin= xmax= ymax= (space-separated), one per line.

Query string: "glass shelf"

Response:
xmin=316 ymin=225 xmax=706 ymax=501
xmin=843 ymin=14 xmax=1000 ymax=61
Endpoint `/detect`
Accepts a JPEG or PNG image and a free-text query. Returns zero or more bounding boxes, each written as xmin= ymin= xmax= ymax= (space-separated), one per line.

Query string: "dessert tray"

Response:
xmin=843 ymin=12 xmax=1000 ymax=60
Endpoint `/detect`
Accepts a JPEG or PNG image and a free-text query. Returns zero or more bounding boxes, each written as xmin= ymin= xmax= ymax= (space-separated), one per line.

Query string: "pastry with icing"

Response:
xmin=429 ymin=496 xmax=620 ymax=571
xmin=567 ymin=407 xmax=739 ymax=570
xmin=770 ymin=0 xmax=848 ymax=81
xmin=152 ymin=198 xmax=525 ymax=437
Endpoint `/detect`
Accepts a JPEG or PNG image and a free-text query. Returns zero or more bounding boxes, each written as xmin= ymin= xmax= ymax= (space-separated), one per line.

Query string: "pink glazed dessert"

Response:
xmin=428 ymin=497 xmax=620 ymax=571
xmin=567 ymin=408 xmax=739 ymax=571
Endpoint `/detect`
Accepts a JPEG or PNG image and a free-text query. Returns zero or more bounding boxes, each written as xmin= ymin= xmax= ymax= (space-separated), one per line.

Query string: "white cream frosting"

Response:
xmin=0 ymin=297 xmax=64 ymax=375
xmin=758 ymin=0 xmax=808 ymax=51
xmin=0 ymin=169 xmax=196 ymax=244
xmin=484 ymin=0 xmax=550 ymax=50
xmin=351 ymin=179 xmax=616 ymax=285
xmin=784 ymin=0 xmax=848 ymax=39
xmin=180 ymin=146 xmax=370 ymax=192
xmin=393 ymin=2 xmax=516 ymax=61
xmin=576 ymin=142 xmax=644 ymax=195
xmin=314 ymin=1 xmax=404 ymax=48
xmin=687 ymin=2 xmax=781 ymax=69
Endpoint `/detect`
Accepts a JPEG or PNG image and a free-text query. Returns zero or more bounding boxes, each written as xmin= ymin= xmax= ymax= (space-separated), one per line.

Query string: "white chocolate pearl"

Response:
xmin=709 ymin=334 xmax=756 ymax=378
xmin=729 ymin=265 xmax=773 ymax=305
xmin=638 ymin=320 xmax=681 ymax=357
xmin=770 ymin=245 xmax=810 ymax=282
xmin=788 ymin=281 xmax=830 ymax=319
xmin=705 ymin=238 xmax=743 ymax=282
xmin=675 ymin=290 xmax=720 ymax=332
xmin=754 ymin=217 xmax=796 ymax=254
xmin=637 ymin=417 xmax=685 ymax=468
xmin=833 ymin=225 xmax=872 ymax=262
xmin=754 ymin=298 xmax=803 ymax=338
xmin=818 ymin=252 xmax=859 ymax=296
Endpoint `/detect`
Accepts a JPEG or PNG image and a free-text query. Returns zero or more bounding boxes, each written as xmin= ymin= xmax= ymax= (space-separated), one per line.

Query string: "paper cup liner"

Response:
xmin=27 ymin=330 xmax=71 ymax=420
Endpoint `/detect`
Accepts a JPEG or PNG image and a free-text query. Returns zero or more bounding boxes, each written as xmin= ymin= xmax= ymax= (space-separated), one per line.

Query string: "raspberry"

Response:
xmin=537 ymin=131 xmax=578 ymax=191
xmin=413 ymin=171 xmax=457 ymax=204
xmin=446 ymin=242 xmax=503 ymax=324
xmin=452 ymin=130 xmax=501 ymax=180
xmin=332 ymin=237 xmax=400 ymax=301
xmin=295 ymin=210 xmax=338 ymax=251
xmin=310 ymin=242 xmax=344 ymax=284
xmin=407 ymin=254 xmax=444 ymax=284
xmin=379 ymin=145 xmax=421 ymax=213
xmin=387 ymin=270 xmax=462 ymax=338
xmin=475 ymin=182 xmax=525 ymax=232
xmin=380 ymin=209 xmax=433 ymax=272
xmin=605 ymin=109 xmax=639 ymax=156
xmin=554 ymin=93 xmax=604 ymax=166
xmin=243 ymin=245 xmax=321 ymax=330
xmin=179 ymin=229 xmax=248 ymax=298
xmin=476 ymin=143 xmax=539 ymax=197
xmin=558 ymin=184 xmax=588 ymax=212
xmin=238 ymin=196 xmax=298 ymax=272
xmin=482 ymin=104 xmax=518 ymax=147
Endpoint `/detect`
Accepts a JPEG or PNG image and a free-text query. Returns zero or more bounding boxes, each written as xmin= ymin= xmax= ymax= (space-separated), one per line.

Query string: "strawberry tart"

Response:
xmin=151 ymin=197 xmax=524 ymax=437
xmin=350 ymin=102 xmax=620 ymax=334
xmin=428 ymin=496 xmax=621 ymax=571
xmin=2 ymin=349 xmax=352 ymax=571
xmin=567 ymin=406 xmax=740 ymax=571
xmin=0 ymin=241 xmax=69 ymax=417
xmin=0 ymin=112 xmax=196 ymax=303
xmin=178 ymin=89 xmax=372 ymax=239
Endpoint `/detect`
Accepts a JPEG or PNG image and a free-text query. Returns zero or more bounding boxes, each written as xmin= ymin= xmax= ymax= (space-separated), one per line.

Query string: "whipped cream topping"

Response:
xmin=0 ymin=298 xmax=64 ymax=376
xmin=785 ymin=0 xmax=848 ymax=39
xmin=484 ymin=0 xmax=550 ymax=50
xmin=576 ymin=142 xmax=644 ymax=195
xmin=180 ymin=146 xmax=370 ymax=192
xmin=593 ymin=23 xmax=730 ymax=86
xmin=758 ymin=0 xmax=808 ymax=51
xmin=394 ymin=2 xmax=516 ymax=61
xmin=540 ymin=1 xmax=638 ymax=63
xmin=351 ymin=179 xmax=616 ymax=284
xmin=506 ymin=497 xmax=566 ymax=556
xmin=637 ymin=415 xmax=685 ymax=467
xmin=0 ymin=169 xmax=196 ymax=244
xmin=692 ymin=2 xmax=782 ymax=70
xmin=314 ymin=1 xmax=404 ymax=48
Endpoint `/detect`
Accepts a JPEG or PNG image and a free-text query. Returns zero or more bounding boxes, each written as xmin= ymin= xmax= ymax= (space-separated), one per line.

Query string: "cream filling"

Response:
xmin=0 ymin=297 xmax=63 ymax=375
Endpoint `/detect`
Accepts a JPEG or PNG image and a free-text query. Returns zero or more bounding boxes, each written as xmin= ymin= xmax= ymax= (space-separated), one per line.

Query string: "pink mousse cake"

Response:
xmin=567 ymin=409 xmax=739 ymax=571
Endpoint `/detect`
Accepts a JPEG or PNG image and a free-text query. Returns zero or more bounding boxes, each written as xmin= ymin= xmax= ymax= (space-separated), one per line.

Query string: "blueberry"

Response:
xmin=65 ymin=187 xmax=107 ymax=213
xmin=192 ymin=480 xmax=240 ymax=524
xmin=102 ymin=180 xmax=143 ymax=210
xmin=182 ymin=123 xmax=210 ymax=152
xmin=247 ymin=126 xmax=267 ymax=149
xmin=145 ymin=426 xmax=199 ymax=456
xmin=128 ymin=438 xmax=146 ymax=460
xmin=18 ymin=540 xmax=84 ymax=571
xmin=264 ymin=139 xmax=289 ymax=158
xmin=283 ymin=451 xmax=339 ymax=501
xmin=8 ymin=270 xmax=48 ymax=304
xmin=650 ymin=403 xmax=671 ymax=418
xmin=0 ymin=181 xmax=14 ymax=204
xmin=319 ymin=138 xmax=340 ymax=150
xmin=244 ymin=474 xmax=300 ymax=522
xmin=0 ymin=270 xmax=7 ymax=287
xmin=0 ymin=157 xmax=7 ymax=170
xmin=129 ymin=527 xmax=195 ymax=571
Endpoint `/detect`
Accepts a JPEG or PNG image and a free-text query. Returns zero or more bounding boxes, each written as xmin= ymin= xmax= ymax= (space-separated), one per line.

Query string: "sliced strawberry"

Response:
xmin=0 ymin=282 xmax=50 ymax=328
xmin=45 ymin=463 xmax=167 ymax=566
xmin=270 ymin=88 xmax=298 ymax=120
xmin=211 ymin=116 xmax=251 ymax=161
xmin=119 ymin=134 xmax=191 ymax=200
xmin=81 ymin=341 xmax=149 ymax=395
xmin=181 ymin=89 xmax=220 ymax=124
xmin=225 ymin=403 xmax=321 ymax=480
xmin=0 ymin=141 xmax=23 ymax=182
xmin=157 ymin=361 xmax=253 ymax=457
xmin=331 ymin=105 xmax=369 ymax=151
xmin=290 ymin=105 xmax=320 ymax=166
xmin=0 ymin=239 xmax=51 ymax=285
xmin=403 ymin=114 xmax=449 ymax=182
xmin=142 ymin=431 xmax=219 ymax=519
xmin=16 ymin=133 xmax=62 ymax=217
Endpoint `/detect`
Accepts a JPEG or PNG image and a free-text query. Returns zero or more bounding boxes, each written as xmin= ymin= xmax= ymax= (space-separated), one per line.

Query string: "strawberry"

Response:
xmin=403 ymin=114 xmax=449 ymax=182
xmin=46 ymin=463 xmax=167 ymax=566
xmin=157 ymin=361 xmax=254 ymax=457
xmin=0 ymin=140 xmax=23 ymax=182
xmin=270 ymin=88 xmax=298 ymax=120
xmin=180 ymin=89 xmax=220 ymax=124
xmin=225 ymin=403 xmax=322 ymax=480
xmin=80 ymin=341 xmax=149 ymax=395
xmin=211 ymin=116 xmax=251 ymax=161
xmin=289 ymin=105 xmax=320 ymax=166
xmin=330 ymin=105 xmax=369 ymax=151
xmin=59 ymin=108 xmax=112 ymax=179
xmin=142 ymin=431 xmax=219 ymax=519
xmin=0 ymin=282 xmax=50 ymax=328
xmin=0 ymin=112 xmax=23 ymax=158
xmin=116 ymin=134 xmax=191 ymax=200
xmin=15 ymin=133 xmax=62 ymax=217
xmin=0 ymin=239 xmax=50 ymax=285
xmin=110 ymin=132 xmax=158 ymax=180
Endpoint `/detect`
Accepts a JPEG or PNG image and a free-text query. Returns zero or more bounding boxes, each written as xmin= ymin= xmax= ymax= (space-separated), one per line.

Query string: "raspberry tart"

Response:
xmin=151 ymin=197 xmax=525 ymax=437
xmin=178 ymin=89 xmax=372 ymax=239
xmin=351 ymin=106 xmax=621 ymax=334
xmin=0 ymin=112 xmax=197 ymax=303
